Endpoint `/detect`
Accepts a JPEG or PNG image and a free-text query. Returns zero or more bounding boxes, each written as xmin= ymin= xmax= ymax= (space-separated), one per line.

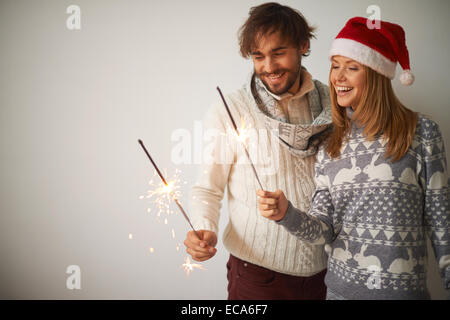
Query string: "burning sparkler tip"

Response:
xmin=139 ymin=139 xmax=198 ymax=237
xmin=182 ymin=256 xmax=206 ymax=276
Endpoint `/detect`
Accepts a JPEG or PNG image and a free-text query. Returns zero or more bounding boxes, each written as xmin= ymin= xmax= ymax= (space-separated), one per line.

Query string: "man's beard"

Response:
xmin=257 ymin=56 xmax=302 ymax=95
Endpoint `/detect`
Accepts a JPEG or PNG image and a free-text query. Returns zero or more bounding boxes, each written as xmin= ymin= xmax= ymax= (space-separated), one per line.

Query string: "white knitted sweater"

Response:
xmin=190 ymin=85 xmax=330 ymax=277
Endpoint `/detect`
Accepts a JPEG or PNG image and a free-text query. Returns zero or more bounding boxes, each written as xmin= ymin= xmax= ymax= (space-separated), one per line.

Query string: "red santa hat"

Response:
xmin=329 ymin=17 xmax=414 ymax=85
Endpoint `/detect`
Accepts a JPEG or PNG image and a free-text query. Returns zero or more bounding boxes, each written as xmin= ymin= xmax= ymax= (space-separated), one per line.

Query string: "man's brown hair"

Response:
xmin=238 ymin=2 xmax=316 ymax=58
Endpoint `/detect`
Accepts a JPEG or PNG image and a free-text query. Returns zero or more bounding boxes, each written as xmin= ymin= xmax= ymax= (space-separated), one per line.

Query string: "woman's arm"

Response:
xmin=276 ymin=190 xmax=335 ymax=245
xmin=257 ymin=149 xmax=336 ymax=245
xmin=420 ymin=118 xmax=450 ymax=293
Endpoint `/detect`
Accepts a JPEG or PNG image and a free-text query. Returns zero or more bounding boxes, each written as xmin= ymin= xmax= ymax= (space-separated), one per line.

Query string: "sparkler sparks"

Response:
xmin=137 ymin=139 xmax=207 ymax=276
xmin=140 ymin=169 xmax=183 ymax=219
xmin=234 ymin=117 xmax=251 ymax=144
xmin=138 ymin=139 xmax=201 ymax=239
xmin=182 ymin=256 xmax=206 ymax=276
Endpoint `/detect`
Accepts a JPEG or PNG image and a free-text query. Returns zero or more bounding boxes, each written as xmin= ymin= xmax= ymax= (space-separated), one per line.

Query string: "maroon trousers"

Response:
xmin=227 ymin=254 xmax=327 ymax=300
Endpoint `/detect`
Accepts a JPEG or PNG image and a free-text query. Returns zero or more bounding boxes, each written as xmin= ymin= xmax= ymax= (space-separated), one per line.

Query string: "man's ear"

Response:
xmin=299 ymin=41 xmax=309 ymax=55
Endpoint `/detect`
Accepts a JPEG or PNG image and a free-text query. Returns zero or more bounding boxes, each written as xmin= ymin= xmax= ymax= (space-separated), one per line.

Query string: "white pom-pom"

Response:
xmin=400 ymin=70 xmax=414 ymax=86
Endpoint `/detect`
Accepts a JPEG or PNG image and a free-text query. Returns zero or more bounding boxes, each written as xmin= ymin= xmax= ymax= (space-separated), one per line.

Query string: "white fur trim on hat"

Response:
xmin=329 ymin=38 xmax=397 ymax=79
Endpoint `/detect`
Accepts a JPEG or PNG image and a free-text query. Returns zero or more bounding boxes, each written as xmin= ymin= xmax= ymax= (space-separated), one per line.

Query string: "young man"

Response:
xmin=183 ymin=2 xmax=333 ymax=299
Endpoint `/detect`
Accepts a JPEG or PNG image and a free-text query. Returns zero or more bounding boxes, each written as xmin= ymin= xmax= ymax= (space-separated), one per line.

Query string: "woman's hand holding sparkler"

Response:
xmin=257 ymin=189 xmax=289 ymax=222
xmin=184 ymin=230 xmax=217 ymax=262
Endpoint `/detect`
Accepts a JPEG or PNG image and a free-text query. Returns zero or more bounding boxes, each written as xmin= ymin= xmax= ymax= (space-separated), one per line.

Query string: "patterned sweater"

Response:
xmin=278 ymin=108 xmax=450 ymax=299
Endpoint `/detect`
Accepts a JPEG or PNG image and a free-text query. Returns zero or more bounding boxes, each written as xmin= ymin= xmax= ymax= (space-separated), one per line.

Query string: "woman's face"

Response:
xmin=330 ymin=55 xmax=366 ymax=110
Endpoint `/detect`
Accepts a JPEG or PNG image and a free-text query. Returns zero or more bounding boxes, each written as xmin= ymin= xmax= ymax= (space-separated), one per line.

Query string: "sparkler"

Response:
xmin=138 ymin=139 xmax=201 ymax=240
xmin=140 ymin=169 xmax=182 ymax=219
xmin=182 ymin=256 xmax=206 ymax=276
xmin=216 ymin=86 xmax=264 ymax=190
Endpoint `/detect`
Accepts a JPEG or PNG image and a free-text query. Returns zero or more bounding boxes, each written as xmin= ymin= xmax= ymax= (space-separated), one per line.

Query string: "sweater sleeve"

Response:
xmin=189 ymin=101 xmax=234 ymax=234
xmin=420 ymin=119 xmax=450 ymax=292
xmin=277 ymin=148 xmax=335 ymax=245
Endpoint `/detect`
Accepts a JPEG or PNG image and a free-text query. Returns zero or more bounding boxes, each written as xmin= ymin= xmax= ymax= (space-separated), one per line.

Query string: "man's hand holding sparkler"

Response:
xmin=257 ymin=189 xmax=289 ymax=222
xmin=184 ymin=230 xmax=217 ymax=262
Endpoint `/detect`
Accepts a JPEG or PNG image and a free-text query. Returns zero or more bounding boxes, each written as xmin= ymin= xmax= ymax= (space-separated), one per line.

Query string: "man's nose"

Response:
xmin=263 ymin=57 xmax=276 ymax=74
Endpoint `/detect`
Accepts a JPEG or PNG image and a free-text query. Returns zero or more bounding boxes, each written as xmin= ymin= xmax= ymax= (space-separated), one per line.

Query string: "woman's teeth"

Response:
xmin=337 ymin=86 xmax=353 ymax=92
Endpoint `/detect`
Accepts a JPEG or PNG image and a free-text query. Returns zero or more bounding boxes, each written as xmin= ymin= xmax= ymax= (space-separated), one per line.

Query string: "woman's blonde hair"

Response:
xmin=325 ymin=65 xmax=418 ymax=162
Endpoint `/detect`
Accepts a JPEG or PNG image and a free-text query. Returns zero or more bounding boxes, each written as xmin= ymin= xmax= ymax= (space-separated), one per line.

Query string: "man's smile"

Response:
xmin=264 ymin=72 xmax=286 ymax=85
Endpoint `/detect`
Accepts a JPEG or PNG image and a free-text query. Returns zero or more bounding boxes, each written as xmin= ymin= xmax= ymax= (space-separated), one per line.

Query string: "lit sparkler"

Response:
xmin=217 ymin=86 xmax=264 ymax=190
xmin=233 ymin=117 xmax=251 ymax=144
xmin=182 ymin=256 xmax=206 ymax=276
xmin=140 ymin=168 xmax=182 ymax=219
xmin=138 ymin=139 xmax=201 ymax=240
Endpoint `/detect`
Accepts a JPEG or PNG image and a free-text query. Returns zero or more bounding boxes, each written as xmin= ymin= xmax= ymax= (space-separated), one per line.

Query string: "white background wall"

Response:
xmin=0 ymin=0 xmax=448 ymax=299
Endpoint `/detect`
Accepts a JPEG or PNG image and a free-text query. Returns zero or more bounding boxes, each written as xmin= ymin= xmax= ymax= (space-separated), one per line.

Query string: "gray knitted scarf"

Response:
xmin=246 ymin=73 xmax=333 ymax=158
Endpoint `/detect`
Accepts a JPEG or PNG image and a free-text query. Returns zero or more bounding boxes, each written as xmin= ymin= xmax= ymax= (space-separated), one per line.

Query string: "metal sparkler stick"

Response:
xmin=138 ymin=139 xmax=200 ymax=240
xmin=216 ymin=87 xmax=264 ymax=191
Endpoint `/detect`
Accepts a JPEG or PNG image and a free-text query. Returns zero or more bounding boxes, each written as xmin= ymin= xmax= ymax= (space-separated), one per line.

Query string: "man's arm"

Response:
xmin=185 ymin=101 xmax=234 ymax=261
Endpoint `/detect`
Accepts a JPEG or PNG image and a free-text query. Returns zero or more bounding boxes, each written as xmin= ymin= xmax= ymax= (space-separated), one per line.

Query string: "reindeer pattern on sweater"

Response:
xmin=279 ymin=111 xmax=450 ymax=299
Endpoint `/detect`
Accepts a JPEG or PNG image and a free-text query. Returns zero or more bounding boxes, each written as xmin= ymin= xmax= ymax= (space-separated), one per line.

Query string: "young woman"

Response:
xmin=257 ymin=17 xmax=449 ymax=299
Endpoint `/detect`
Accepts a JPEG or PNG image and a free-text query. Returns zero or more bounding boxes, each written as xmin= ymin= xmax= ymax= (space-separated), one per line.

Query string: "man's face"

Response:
xmin=251 ymin=31 xmax=307 ymax=95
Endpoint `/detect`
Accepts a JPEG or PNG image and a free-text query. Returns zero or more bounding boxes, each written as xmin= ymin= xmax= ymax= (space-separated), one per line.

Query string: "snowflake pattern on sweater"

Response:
xmin=278 ymin=111 xmax=450 ymax=299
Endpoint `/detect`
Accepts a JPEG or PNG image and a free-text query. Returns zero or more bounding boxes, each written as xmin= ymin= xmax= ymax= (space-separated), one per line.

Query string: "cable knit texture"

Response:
xmin=190 ymin=74 xmax=332 ymax=276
